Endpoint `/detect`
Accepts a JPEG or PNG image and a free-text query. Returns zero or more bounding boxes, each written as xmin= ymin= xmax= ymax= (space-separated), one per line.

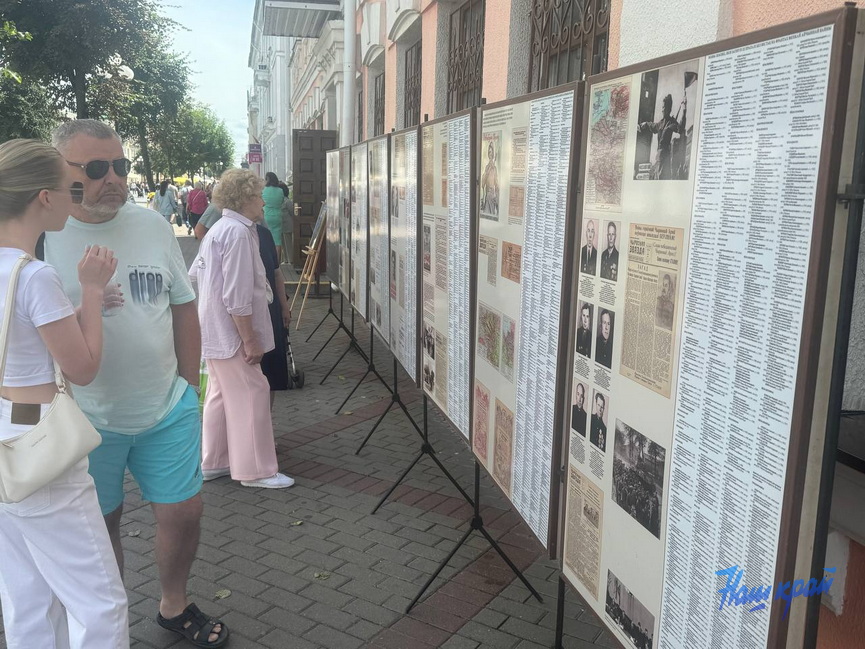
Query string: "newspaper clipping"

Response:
xmin=564 ymin=466 xmax=603 ymax=599
xmin=619 ymin=224 xmax=684 ymax=398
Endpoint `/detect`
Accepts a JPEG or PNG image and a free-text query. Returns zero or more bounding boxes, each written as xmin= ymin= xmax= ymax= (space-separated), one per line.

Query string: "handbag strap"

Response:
xmin=0 ymin=254 xmax=66 ymax=394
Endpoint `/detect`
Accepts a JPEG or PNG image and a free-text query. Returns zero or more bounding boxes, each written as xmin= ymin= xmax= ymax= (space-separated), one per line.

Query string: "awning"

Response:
xmin=263 ymin=0 xmax=342 ymax=38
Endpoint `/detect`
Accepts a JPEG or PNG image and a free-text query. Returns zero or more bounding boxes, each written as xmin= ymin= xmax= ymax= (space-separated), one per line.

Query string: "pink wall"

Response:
xmin=732 ymin=0 xmax=846 ymax=35
xmin=608 ymin=0 xmax=623 ymax=70
xmin=421 ymin=3 xmax=437 ymax=121
xmin=481 ymin=0 xmax=510 ymax=103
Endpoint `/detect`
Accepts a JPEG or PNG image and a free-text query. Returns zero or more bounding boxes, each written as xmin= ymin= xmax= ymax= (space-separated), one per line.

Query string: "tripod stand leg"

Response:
xmin=320 ymin=342 xmax=353 ymax=385
xmin=371 ymin=449 xmax=424 ymax=515
xmin=312 ymin=324 xmax=341 ymax=361
xmin=336 ymin=368 xmax=371 ymax=414
xmin=554 ymin=575 xmax=566 ymax=649
xmin=305 ymin=308 xmax=331 ymax=342
xmin=355 ymin=399 xmax=395 ymax=455
xmin=477 ymin=524 xmax=543 ymax=603
xmin=426 ymin=451 xmax=474 ymax=508
xmin=406 ymin=525 xmax=474 ymax=613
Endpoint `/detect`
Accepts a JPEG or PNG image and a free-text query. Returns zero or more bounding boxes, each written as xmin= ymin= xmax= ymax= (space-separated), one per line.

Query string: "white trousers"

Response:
xmin=0 ymin=451 xmax=129 ymax=649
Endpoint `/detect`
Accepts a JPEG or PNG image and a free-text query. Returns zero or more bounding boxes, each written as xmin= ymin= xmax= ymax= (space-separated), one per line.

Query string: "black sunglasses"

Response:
xmin=66 ymin=157 xmax=132 ymax=180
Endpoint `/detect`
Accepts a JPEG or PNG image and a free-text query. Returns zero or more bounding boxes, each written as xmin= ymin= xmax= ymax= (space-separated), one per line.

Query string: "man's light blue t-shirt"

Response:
xmin=45 ymin=202 xmax=196 ymax=434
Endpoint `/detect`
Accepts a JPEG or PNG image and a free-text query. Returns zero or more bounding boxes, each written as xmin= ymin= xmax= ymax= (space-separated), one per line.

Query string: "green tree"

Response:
xmin=148 ymin=103 xmax=234 ymax=181
xmin=0 ymin=0 xmax=164 ymax=118
xmin=1 ymin=19 xmax=30 ymax=82
xmin=0 ymin=78 xmax=59 ymax=140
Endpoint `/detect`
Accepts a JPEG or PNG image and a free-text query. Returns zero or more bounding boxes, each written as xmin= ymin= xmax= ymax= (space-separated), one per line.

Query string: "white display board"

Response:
xmin=420 ymin=113 xmax=472 ymax=439
xmin=350 ymin=143 xmax=369 ymax=319
xmin=326 ymin=150 xmax=340 ymax=288
xmin=472 ymin=87 xmax=577 ymax=548
xmin=559 ymin=24 xmax=837 ymax=649
xmin=338 ymin=148 xmax=351 ymax=299
xmin=368 ymin=137 xmax=391 ymax=341
xmin=389 ymin=129 xmax=419 ymax=383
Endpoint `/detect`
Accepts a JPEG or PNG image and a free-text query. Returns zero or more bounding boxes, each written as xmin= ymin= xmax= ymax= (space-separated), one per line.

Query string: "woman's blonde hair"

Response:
xmin=0 ymin=139 xmax=65 ymax=221
xmin=212 ymin=169 xmax=264 ymax=213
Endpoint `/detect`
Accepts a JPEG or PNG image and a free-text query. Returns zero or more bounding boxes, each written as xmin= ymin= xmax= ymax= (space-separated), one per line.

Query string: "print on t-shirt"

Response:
xmin=127 ymin=265 xmax=165 ymax=305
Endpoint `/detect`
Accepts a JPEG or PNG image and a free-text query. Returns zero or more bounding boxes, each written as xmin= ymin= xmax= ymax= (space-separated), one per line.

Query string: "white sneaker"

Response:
xmin=241 ymin=473 xmax=295 ymax=489
xmin=202 ymin=467 xmax=231 ymax=481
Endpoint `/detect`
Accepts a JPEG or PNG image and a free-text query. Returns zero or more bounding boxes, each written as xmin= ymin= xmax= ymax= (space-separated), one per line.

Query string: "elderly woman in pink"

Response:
xmin=189 ymin=169 xmax=293 ymax=489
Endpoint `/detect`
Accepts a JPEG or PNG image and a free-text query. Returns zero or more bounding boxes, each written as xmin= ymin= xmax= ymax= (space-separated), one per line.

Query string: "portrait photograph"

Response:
xmin=599 ymin=220 xmax=621 ymax=282
xmin=580 ymin=218 xmax=598 ymax=276
xmin=590 ymin=389 xmax=609 ymax=452
xmin=612 ymin=420 xmax=666 ymax=539
xmin=575 ymin=301 xmax=593 ymax=359
xmin=595 ymin=308 xmax=615 ymax=369
xmin=655 ymin=271 xmax=676 ymax=331
xmin=571 ymin=380 xmax=588 ymax=437
xmin=634 ymin=59 xmax=700 ymax=182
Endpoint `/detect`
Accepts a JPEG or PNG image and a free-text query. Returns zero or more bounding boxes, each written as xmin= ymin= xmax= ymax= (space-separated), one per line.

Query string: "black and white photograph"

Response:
xmin=423 ymin=324 xmax=436 ymax=359
xmin=423 ymin=224 xmax=432 ymax=272
xmin=571 ymin=380 xmax=588 ymax=437
xmin=576 ymin=301 xmax=593 ymax=358
xmin=634 ymin=60 xmax=700 ymax=181
xmin=580 ymin=218 xmax=598 ymax=276
xmin=612 ymin=420 xmax=665 ymax=539
xmin=589 ymin=390 xmax=608 ymax=452
xmin=595 ymin=308 xmax=615 ymax=369
xmin=423 ymin=362 xmax=435 ymax=392
xmin=655 ymin=271 xmax=676 ymax=331
xmin=606 ymin=570 xmax=655 ymax=649
xmin=600 ymin=221 xmax=620 ymax=282
xmin=375 ymin=303 xmax=382 ymax=329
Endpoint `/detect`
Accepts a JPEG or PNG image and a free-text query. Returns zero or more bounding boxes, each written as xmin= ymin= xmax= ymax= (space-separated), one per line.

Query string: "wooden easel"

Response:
xmin=290 ymin=204 xmax=327 ymax=328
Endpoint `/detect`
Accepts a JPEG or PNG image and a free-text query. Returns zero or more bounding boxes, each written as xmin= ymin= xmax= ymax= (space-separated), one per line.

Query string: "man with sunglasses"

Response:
xmin=43 ymin=120 xmax=228 ymax=648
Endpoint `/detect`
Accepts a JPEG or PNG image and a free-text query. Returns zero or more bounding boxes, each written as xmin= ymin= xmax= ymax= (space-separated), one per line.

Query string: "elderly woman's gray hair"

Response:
xmin=211 ymin=169 xmax=263 ymax=213
xmin=195 ymin=181 xmax=204 ymax=190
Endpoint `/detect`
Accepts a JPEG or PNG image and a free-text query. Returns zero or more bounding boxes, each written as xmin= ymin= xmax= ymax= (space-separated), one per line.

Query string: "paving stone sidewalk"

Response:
xmin=0 ymin=268 xmax=621 ymax=649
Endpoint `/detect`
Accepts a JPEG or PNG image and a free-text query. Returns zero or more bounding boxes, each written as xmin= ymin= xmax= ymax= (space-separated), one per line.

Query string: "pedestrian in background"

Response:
xmin=0 ymin=138 xmax=129 ymax=648
xmin=44 ymin=120 xmax=228 ymax=648
xmin=187 ymin=181 xmax=209 ymax=232
xmin=152 ymin=179 xmax=178 ymax=224
xmin=262 ymin=171 xmax=284 ymax=262
xmin=190 ymin=168 xmax=294 ymax=490
xmin=180 ymin=180 xmax=192 ymax=235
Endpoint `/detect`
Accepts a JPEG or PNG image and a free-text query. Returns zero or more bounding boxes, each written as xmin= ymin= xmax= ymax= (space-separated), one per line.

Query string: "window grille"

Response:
xmin=404 ymin=41 xmax=422 ymax=127
xmin=447 ymin=0 xmax=485 ymax=114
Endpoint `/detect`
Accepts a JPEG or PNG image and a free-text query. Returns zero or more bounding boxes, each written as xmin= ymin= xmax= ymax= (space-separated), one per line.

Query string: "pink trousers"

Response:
xmin=202 ymin=351 xmax=279 ymax=481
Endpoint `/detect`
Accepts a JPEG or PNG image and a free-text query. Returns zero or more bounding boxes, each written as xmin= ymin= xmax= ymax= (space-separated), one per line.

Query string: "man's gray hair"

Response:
xmin=51 ymin=119 xmax=121 ymax=151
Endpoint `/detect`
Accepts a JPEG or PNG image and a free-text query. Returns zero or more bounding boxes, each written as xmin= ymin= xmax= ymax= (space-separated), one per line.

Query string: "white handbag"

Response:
xmin=0 ymin=254 xmax=102 ymax=504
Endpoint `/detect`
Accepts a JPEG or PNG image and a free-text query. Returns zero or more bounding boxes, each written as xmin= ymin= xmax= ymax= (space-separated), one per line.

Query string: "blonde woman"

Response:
xmin=0 ymin=139 xmax=128 ymax=648
xmin=190 ymin=169 xmax=293 ymax=489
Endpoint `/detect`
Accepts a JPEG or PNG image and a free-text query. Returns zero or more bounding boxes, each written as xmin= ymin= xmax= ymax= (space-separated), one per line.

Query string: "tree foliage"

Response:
xmin=0 ymin=0 xmax=164 ymax=118
xmin=0 ymin=78 xmax=59 ymax=140
xmin=1 ymin=19 xmax=30 ymax=82
xmin=147 ymin=103 xmax=234 ymax=181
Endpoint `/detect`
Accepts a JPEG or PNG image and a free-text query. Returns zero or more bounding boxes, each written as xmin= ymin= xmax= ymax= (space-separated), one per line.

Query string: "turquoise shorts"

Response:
xmin=88 ymin=386 xmax=203 ymax=515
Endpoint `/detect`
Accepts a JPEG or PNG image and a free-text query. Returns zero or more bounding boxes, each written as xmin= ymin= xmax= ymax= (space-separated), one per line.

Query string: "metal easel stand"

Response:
xmin=317 ymin=293 xmax=370 ymax=384
xmin=334 ymin=325 xmax=393 ymax=414
xmin=553 ymin=574 xmax=567 ymax=649
xmin=354 ymin=356 xmax=425 ymax=455
xmin=404 ymin=458 xmax=543 ymax=613
xmin=370 ymin=395 xmax=474 ymax=515
xmin=305 ymin=282 xmax=339 ymax=344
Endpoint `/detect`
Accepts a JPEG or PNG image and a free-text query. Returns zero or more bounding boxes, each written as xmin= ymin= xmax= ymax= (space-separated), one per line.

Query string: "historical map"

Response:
xmin=585 ymin=82 xmax=630 ymax=211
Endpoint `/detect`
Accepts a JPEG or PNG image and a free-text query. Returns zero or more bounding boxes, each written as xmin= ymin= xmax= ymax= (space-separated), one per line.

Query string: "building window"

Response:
xmin=357 ymin=87 xmax=364 ymax=143
xmin=404 ymin=40 xmax=422 ymax=127
xmin=374 ymin=73 xmax=385 ymax=136
xmin=447 ymin=0 xmax=485 ymax=114
xmin=528 ymin=0 xmax=609 ymax=92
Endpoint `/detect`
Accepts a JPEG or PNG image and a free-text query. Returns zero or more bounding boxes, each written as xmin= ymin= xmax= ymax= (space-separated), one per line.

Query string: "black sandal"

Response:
xmin=157 ymin=603 xmax=229 ymax=648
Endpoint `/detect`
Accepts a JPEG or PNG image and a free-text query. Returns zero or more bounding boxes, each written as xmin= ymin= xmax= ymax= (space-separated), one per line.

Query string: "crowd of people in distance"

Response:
xmin=606 ymin=593 xmax=654 ymax=649
xmin=0 ymin=118 xmax=299 ymax=648
xmin=612 ymin=457 xmax=661 ymax=537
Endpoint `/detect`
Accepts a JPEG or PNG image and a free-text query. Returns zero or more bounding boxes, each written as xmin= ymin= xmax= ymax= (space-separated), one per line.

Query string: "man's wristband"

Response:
xmin=190 ymin=384 xmax=201 ymax=396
